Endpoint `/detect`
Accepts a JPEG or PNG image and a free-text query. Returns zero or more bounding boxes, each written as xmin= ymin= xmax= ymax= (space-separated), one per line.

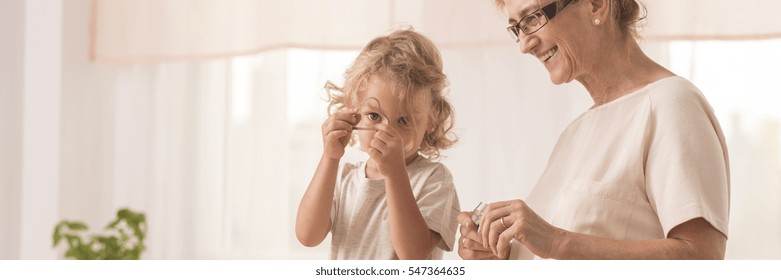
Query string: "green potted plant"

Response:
xmin=52 ymin=208 xmax=147 ymax=260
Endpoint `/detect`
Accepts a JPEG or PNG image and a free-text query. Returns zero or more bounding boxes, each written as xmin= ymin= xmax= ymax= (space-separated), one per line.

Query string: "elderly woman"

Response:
xmin=457 ymin=0 xmax=730 ymax=259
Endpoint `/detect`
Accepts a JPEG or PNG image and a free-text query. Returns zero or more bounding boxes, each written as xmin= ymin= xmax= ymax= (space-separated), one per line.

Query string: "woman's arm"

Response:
xmin=481 ymin=200 xmax=726 ymax=259
xmin=553 ymin=217 xmax=725 ymax=259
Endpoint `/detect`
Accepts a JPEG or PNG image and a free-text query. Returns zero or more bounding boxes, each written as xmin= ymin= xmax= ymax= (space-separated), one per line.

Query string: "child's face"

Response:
xmin=355 ymin=76 xmax=430 ymax=162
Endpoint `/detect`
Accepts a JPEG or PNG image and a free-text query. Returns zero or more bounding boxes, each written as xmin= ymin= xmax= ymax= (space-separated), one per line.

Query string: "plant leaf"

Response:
xmin=52 ymin=223 xmax=63 ymax=246
xmin=54 ymin=208 xmax=147 ymax=260
xmin=66 ymin=221 xmax=88 ymax=231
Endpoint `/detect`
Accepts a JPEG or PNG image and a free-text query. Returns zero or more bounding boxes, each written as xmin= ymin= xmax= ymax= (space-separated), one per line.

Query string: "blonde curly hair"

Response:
xmin=325 ymin=28 xmax=457 ymax=160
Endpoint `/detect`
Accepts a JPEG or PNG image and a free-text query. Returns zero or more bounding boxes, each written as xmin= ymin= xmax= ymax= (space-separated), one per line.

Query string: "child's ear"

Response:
xmin=426 ymin=122 xmax=436 ymax=135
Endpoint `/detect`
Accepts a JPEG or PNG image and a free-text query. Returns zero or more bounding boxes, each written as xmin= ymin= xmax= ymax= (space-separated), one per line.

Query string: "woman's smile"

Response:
xmin=539 ymin=45 xmax=558 ymax=63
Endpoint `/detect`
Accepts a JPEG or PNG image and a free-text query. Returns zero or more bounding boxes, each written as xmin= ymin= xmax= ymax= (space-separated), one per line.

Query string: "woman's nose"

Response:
xmin=518 ymin=34 xmax=537 ymax=54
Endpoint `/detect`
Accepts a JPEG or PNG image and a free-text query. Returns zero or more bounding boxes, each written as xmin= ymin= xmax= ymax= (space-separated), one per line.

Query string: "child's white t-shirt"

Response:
xmin=510 ymin=76 xmax=730 ymax=259
xmin=330 ymin=156 xmax=460 ymax=260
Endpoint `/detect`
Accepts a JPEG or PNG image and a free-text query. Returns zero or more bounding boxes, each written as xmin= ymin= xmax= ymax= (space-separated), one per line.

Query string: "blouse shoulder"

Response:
xmin=646 ymin=76 xmax=710 ymax=111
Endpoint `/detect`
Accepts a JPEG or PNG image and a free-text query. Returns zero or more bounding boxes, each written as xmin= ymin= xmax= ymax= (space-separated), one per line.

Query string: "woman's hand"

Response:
xmin=456 ymin=212 xmax=507 ymax=260
xmin=366 ymin=123 xmax=406 ymax=177
xmin=479 ymin=200 xmax=565 ymax=259
xmin=321 ymin=109 xmax=359 ymax=160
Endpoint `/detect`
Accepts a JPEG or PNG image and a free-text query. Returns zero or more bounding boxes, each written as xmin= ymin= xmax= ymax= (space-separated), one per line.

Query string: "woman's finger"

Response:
xmin=496 ymin=225 xmax=516 ymax=259
xmin=488 ymin=217 xmax=509 ymax=255
xmin=480 ymin=201 xmax=514 ymax=248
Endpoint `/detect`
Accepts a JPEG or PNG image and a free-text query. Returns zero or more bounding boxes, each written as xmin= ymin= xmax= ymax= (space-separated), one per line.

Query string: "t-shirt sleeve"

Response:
xmin=416 ymin=164 xmax=461 ymax=252
xmin=645 ymin=81 xmax=730 ymax=238
xmin=330 ymin=162 xmax=357 ymax=232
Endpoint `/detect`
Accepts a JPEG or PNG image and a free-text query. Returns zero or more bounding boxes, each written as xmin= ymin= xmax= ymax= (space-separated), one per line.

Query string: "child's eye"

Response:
xmin=366 ymin=112 xmax=382 ymax=122
xmin=398 ymin=117 xmax=409 ymax=126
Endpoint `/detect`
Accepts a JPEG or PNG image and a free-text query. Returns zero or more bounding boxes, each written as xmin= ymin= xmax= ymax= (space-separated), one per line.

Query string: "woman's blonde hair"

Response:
xmin=493 ymin=0 xmax=646 ymax=39
xmin=326 ymin=28 xmax=457 ymax=160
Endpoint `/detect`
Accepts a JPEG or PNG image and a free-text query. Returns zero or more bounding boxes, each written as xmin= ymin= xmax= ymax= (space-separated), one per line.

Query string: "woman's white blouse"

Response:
xmin=511 ymin=76 xmax=730 ymax=259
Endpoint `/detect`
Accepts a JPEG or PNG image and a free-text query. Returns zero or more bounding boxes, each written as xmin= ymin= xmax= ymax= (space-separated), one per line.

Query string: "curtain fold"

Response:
xmin=90 ymin=0 xmax=395 ymax=61
xmin=642 ymin=0 xmax=781 ymax=40
xmin=91 ymin=0 xmax=781 ymax=62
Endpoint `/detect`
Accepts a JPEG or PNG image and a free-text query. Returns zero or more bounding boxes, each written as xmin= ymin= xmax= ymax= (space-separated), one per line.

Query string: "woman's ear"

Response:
xmin=587 ymin=0 xmax=610 ymax=24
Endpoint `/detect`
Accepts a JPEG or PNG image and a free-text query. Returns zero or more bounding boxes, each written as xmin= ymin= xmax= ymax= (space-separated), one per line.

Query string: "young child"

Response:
xmin=295 ymin=29 xmax=460 ymax=260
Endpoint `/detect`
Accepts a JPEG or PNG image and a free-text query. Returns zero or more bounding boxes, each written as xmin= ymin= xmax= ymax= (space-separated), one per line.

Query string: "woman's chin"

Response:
xmin=547 ymin=70 xmax=572 ymax=85
xmin=548 ymin=74 xmax=566 ymax=85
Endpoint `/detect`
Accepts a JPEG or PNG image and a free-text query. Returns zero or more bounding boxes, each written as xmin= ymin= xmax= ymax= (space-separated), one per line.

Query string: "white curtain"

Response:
xmin=643 ymin=0 xmax=781 ymax=40
xmin=90 ymin=0 xmax=781 ymax=61
xmin=89 ymin=0 xmax=507 ymax=61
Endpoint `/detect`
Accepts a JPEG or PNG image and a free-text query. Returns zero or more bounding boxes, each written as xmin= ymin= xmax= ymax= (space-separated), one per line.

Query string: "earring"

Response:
xmin=593 ymin=18 xmax=601 ymax=25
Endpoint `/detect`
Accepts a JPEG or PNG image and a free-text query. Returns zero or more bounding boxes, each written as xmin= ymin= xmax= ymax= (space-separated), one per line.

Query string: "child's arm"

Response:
xmin=295 ymin=110 xmax=358 ymax=247
xmin=385 ymin=171 xmax=443 ymax=259
xmin=295 ymin=156 xmax=340 ymax=247
xmin=367 ymin=124 xmax=441 ymax=259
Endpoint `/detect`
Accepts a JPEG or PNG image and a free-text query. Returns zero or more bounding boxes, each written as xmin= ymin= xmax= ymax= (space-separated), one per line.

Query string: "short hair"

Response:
xmin=326 ymin=28 xmax=457 ymax=160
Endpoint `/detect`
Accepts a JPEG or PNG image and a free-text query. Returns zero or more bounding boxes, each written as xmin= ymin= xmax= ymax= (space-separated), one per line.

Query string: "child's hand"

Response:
xmin=366 ymin=123 xmax=406 ymax=177
xmin=321 ymin=109 xmax=359 ymax=160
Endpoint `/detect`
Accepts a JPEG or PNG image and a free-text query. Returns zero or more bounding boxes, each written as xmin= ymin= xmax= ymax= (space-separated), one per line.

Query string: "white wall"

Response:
xmin=58 ymin=0 xmax=117 ymax=235
xmin=19 ymin=0 xmax=62 ymax=259
xmin=0 ymin=0 xmax=63 ymax=260
xmin=0 ymin=0 xmax=24 ymax=260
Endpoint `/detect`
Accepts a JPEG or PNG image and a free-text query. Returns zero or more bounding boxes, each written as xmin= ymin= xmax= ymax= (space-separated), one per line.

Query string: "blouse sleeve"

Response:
xmin=645 ymin=80 xmax=730 ymax=237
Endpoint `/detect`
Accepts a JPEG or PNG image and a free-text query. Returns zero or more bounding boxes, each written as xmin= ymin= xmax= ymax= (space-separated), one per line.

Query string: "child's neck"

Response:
xmin=364 ymin=153 xmax=420 ymax=180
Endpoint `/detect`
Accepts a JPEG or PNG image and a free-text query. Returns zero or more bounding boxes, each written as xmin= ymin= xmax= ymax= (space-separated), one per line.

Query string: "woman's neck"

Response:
xmin=578 ymin=40 xmax=674 ymax=108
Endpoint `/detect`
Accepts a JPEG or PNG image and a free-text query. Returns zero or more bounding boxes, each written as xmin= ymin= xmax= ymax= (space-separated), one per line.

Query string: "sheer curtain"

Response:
xmin=90 ymin=0 xmax=781 ymax=61
xmin=58 ymin=0 xmax=294 ymax=259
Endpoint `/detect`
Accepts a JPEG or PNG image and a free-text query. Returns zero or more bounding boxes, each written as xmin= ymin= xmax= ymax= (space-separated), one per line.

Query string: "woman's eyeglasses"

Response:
xmin=506 ymin=0 xmax=574 ymax=42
